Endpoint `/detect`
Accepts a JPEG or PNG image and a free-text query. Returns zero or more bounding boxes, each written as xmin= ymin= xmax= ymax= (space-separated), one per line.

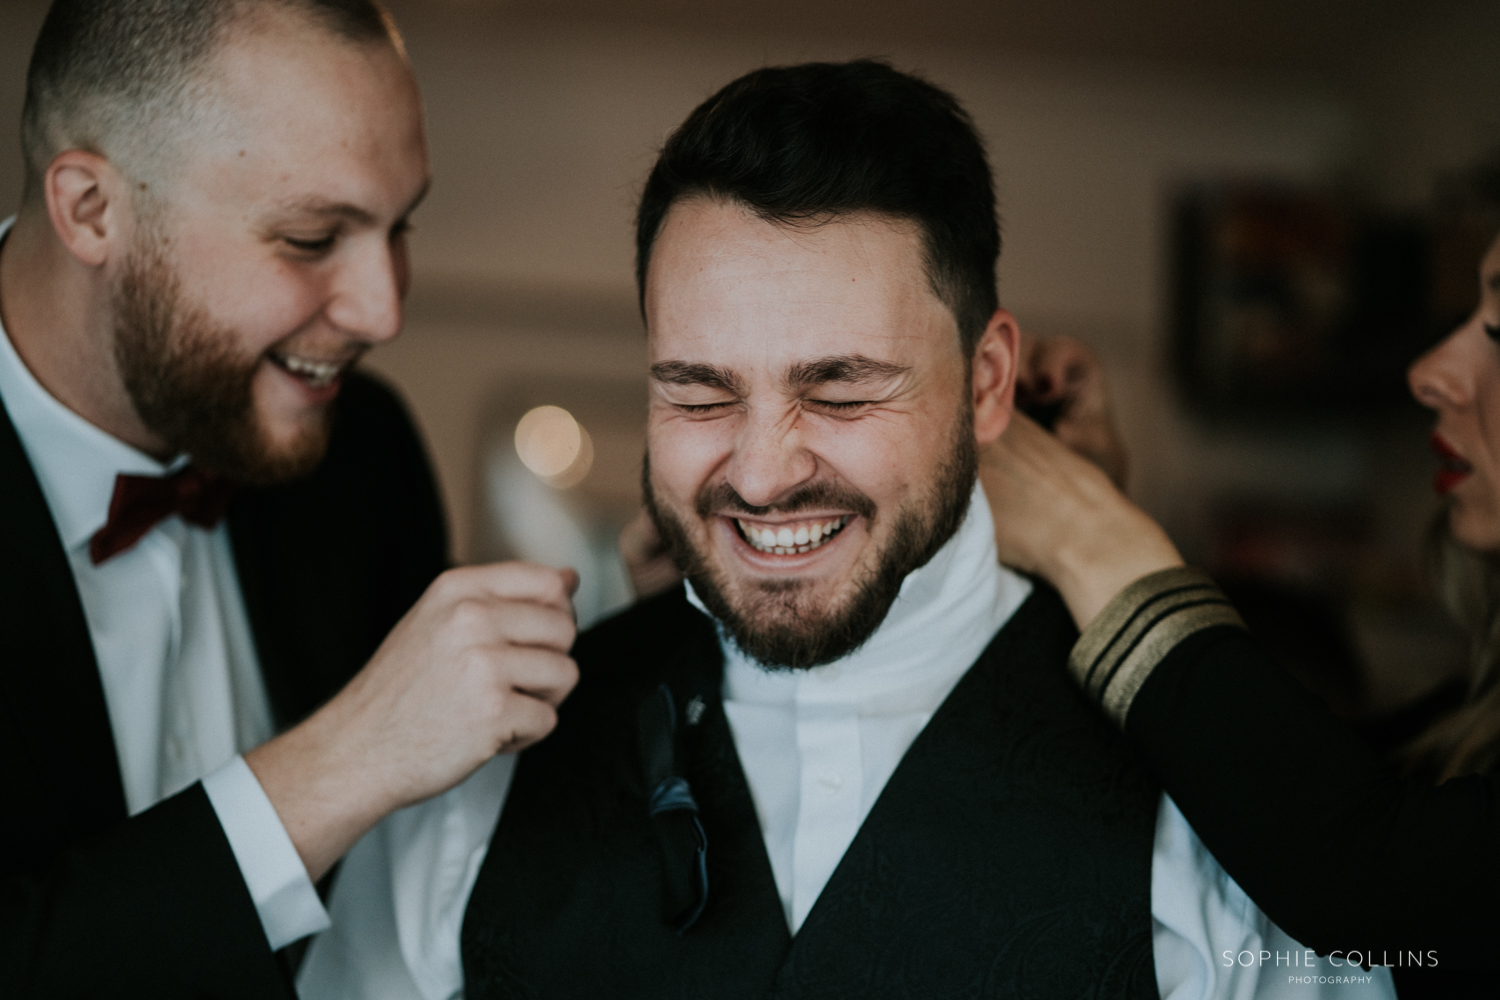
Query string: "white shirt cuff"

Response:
xmin=202 ymin=754 xmax=332 ymax=950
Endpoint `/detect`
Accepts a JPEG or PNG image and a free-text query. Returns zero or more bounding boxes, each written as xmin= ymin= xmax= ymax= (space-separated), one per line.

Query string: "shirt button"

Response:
xmin=817 ymin=770 xmax=843 ymax=793
xmin=167 ymin=737 xmax=184 ymax=759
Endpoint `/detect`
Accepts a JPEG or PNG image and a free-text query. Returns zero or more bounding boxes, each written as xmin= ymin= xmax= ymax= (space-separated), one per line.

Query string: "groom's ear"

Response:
xmin=971 ymin=309 xmax=1020 ymax=446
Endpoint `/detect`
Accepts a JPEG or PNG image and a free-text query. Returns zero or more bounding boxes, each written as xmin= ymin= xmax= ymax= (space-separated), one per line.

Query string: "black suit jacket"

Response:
xmin=0 ymin=371 xmax=448 ymax=998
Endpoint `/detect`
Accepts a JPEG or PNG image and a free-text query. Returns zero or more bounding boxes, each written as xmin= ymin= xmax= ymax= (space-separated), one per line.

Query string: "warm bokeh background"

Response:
xmin=1 ymin=0 xmax=1497 ymax=717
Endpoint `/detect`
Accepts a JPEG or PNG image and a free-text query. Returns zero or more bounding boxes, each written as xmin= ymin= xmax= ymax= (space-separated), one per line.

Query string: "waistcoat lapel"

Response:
xmin=462 ymin=589 xmax=790 ymax=998
xmin=0 ymin=396 xmax=127 ymax=875
xmin=773 ymin=589 xmax=1159 ymax=999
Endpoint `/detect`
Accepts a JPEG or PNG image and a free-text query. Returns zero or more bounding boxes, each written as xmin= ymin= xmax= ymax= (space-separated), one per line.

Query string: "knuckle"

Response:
xmin=517 ymin=700 xmax=557 ymax=742
xmin=426 ymin=570 xmax=458 ymax=602
xmin=431 ymin=567 xmax=476 ymax=603
xmin=456 ymin=644 xmax=497 ymax=677
xmin=478 ymin=677 xmax=511 ymax=719
xmin=448 ymin=597 xmax=491 ymax=633
xmin=558 ymin=656 xmax=580 ymax=689
xmin=490 ymin=560 xmax=528 ymax=585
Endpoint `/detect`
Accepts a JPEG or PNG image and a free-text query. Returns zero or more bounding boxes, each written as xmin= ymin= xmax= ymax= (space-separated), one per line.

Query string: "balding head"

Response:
xmin=1 ymin=0 xmax=427 ymax=484
xmin=20 ymin=0 xmax=401 ymax=205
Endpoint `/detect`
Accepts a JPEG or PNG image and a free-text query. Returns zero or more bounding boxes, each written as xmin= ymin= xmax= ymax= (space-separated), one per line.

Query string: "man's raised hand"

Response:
xmin=245 ymin=563 xmax=580 ymax=881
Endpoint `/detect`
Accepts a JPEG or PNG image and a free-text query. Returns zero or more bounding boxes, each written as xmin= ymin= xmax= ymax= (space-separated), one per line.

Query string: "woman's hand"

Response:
xmin=1015 ymin=334 xmax=1129 ymax=489
xmin=984 ymin=409 xmax=1182 ymax=631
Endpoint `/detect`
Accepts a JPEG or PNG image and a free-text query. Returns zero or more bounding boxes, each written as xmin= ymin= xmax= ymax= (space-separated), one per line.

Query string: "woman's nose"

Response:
xmin=1408 ymin=323 xmax=1475 ymax=413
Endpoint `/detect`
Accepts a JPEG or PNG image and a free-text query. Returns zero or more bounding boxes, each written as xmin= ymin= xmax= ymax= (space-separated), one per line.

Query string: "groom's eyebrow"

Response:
xmin=784 ymin=354 xmax=910 ymax=390
xmin=650 ymin=361 xmax=746 ymax=394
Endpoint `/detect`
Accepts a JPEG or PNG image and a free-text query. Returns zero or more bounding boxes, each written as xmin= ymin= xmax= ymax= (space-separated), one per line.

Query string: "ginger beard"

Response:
xmin=112 ymin=229 xmax=335 ymax=485
xmin=645 ymin=394 xmax=978 ymax=669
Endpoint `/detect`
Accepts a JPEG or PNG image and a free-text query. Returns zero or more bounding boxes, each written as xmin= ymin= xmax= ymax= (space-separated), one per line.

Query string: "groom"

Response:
xmin=457 ymin=60 xmax=1162 ymax=998
xmin=450 ymin=61 xmax=1306 ymax=999
xmin=311 ymin=59 xmax=1384 ymax=1000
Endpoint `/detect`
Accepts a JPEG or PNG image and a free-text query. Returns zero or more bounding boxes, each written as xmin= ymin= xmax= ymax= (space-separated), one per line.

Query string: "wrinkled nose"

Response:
xmin=723 ymin=411 xmax=817 ymax=509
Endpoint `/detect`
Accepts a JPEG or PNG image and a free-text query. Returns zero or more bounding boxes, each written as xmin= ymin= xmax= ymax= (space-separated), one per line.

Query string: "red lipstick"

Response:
xmin=1431 ymin=433 xmax=1473 ymax=495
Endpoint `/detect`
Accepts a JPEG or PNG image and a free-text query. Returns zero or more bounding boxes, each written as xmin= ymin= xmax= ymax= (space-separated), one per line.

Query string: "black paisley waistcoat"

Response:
xmin=461 ymin=584 xmax=1161 ymax=1000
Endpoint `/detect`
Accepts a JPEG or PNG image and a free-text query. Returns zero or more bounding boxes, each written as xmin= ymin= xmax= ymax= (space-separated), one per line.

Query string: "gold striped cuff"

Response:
xmin=1068 ymin=566 xmax=1245 ymax=729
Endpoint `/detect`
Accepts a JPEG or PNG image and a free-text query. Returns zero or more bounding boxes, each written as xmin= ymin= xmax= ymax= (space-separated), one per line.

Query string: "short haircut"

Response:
xmin=635 ymin=60 xmax=1001 ymax=353
xmin=20 ymin=0 xmax=398 ymax=200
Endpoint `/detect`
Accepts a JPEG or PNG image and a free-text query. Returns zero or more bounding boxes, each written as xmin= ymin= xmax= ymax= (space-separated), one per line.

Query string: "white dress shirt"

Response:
xmin=302 ymin=484 xmax=1393 ymax=999
xmin=0 ymin=217 xmax=328 ymax=951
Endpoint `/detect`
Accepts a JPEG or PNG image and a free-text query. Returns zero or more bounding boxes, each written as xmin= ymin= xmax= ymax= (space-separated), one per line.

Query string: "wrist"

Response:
xmin=1048 ymin=502 xmax=1183 ymax=631
xmin=244 ymin=702 xmax=396 ymax=882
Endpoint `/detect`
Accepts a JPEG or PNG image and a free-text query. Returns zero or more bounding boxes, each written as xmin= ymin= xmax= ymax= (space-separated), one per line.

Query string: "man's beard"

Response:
xmin=644 ymin=401 xmax=978 ymax=670
xmin=112 ymin=232 xmax=331 ymax=486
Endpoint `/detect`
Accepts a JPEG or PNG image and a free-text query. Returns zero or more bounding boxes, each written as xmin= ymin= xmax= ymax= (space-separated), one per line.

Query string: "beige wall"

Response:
xmin=1 ymin=3 xmax=1494 ymax=580
xmin=373 ymin=18 xmax=1360 ymax=561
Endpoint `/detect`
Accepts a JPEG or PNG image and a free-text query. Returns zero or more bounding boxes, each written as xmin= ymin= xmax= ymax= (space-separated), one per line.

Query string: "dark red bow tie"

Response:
xmin=89 ymin=467 xmax=237 ymax=566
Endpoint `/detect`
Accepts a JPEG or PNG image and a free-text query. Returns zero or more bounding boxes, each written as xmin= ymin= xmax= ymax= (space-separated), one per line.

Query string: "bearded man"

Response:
xmin=0 ymin=2 xmax=578 ymax=995
xmin=306 ymin=60 xmax=1392 ymax=999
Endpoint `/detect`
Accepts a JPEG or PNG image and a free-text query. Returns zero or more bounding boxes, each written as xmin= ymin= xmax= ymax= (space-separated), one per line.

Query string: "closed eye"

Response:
xmin=284 ymin=234 xmax=337 ymax=254
xmin=808 ymin=399 xmax=871 ymax=413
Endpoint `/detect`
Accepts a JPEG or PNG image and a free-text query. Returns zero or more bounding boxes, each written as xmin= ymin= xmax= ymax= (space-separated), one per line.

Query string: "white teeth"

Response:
xmin=277 ymin=354 xmax=343 ymax=387
xmin=736 ymin=515 xmax=851 ymax=555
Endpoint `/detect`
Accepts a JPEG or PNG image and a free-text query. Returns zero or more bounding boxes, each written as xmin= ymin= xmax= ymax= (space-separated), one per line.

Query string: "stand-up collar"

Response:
xmin=689 ymin=480 xmax=1032 ymax=703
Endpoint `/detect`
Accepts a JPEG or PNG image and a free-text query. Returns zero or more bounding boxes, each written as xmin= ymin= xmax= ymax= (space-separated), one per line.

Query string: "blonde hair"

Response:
xmin=1398 ymin=514 xmax=1500 ymax=781
xmin=20 ymin=0 xmax=398 ymax=203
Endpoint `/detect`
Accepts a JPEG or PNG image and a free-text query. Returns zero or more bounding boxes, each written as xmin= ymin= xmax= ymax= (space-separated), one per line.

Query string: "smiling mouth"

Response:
xmin=270 ymin=351 xmax=349 ymax=389
xmin=734 ymin=515 xmax=851 ymax=555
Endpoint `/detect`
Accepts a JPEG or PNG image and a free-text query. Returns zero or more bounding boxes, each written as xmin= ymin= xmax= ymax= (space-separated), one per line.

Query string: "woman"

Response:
xmin=980 ymin=230 xmax=1500 ymax=987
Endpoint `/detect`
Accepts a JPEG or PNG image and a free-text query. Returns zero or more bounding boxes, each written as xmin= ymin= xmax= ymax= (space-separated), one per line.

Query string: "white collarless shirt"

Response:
xmin=0 ymin=218 xmax=327 ymax=950
xmin=303 ymin=484 xmax=1392 ymax=1000
xmin=709 ymin=481 xmax=1030 ymax=933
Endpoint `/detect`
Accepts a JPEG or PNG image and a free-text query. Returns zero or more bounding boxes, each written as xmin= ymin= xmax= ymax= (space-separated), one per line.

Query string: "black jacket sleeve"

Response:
xmin=0 ymin=370 xmax=448 ymax=998
xmin=1 ymin=787 xmax=292 ymax=999
xmin=1072 ymin=569 xmax=1500 ymax=969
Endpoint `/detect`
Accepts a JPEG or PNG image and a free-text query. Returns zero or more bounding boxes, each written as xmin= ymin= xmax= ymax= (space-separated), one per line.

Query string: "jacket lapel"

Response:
xmin=0 ymin=395 xmax=127 ymax=873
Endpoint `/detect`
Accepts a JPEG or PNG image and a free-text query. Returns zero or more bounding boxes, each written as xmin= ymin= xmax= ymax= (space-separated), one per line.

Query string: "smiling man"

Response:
xmin=307 ymin=60 xmax=1391 ymax=1000
xmin=461 ymin=62 xmax=1163 ymax=997
xmin=0 ymin=2 xmax=577 ymax=996
xmin=640 ymin=201 xmax=992 ymax=671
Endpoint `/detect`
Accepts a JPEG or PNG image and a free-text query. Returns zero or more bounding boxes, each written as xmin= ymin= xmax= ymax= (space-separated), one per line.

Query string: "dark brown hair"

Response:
xmin=634 ymin=60 xmax=1001 ymax=353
